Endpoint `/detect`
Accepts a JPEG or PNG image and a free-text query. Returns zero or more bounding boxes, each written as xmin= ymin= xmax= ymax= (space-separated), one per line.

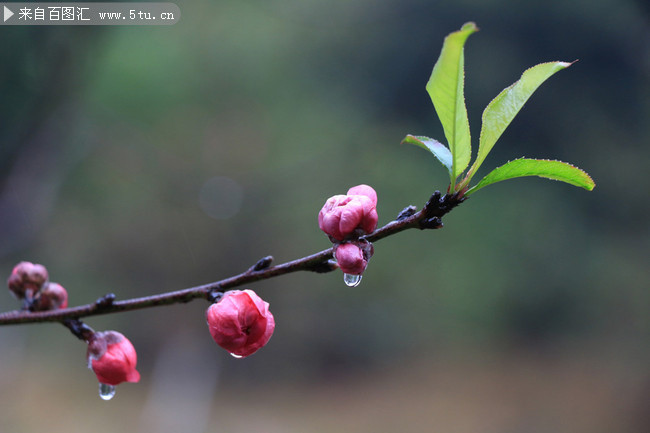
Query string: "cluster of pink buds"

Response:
xmin=318 ymin=184 xmax=378 ymax=284
xmin=7 ymin=261 xmax=68 ymax=311
xmin=87 ymin=330 xmax=140 ymax=399
xmin=206 ymin=289 xmax=275 ymax=358
xmin=6 ymin=261 xmax=139 ymax=400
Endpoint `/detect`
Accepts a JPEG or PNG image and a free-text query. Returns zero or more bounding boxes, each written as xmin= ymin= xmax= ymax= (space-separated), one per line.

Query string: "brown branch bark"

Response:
xmin=0 ymin=191 xmax=464 ymax=326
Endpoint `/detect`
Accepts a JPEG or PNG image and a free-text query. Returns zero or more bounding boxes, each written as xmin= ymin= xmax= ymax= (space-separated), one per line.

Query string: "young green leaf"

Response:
xmin=426 ymin=22 xmax=478 ymax=188
xmin=466 ymin=61 xmax=573 ymax=183
xmin=401 ymin=134 xmax=453 ymax=174
xmin=465 ymin=158 xmax=595 ymax=196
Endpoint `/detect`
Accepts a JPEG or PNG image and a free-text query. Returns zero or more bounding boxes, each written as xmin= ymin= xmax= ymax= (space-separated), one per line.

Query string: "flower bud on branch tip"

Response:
xmin=334 ymin=243 xmax=369 ymax=275
xmin=7 ymin=261 xmax=48 ymax=300
xmin=318 ymin=184 xmax=378 ymax=241
xmin=33 ymin=282 xmax=68 ymax=311
xmin=87 ymin=331 xmax=140 ymax=386
xmin=206 ymin=289 xmax=275 ymax=358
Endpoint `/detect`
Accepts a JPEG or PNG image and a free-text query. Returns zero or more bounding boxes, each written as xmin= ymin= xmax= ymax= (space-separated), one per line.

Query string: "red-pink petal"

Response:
xmin=89 ymin=332 xmax=140 ymax=386
xmin=206 ymin=290 xmax=275 ymax=358
xmin=335 ymin=243 xmax=368 ymax=275
xmin=347 ymin=184 xmax=377 ymax=206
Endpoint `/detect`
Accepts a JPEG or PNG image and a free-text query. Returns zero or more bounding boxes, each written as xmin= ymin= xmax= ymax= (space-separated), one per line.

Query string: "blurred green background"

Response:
xmin=1 ymin=0 xmax=649 ymax=432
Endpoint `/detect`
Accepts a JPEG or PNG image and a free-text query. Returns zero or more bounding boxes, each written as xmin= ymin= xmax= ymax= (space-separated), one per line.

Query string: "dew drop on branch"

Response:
xmin=343 ymin=273 xmax=362 ymax=287
xmin=98 ymin=383 xmax=116 ymax=400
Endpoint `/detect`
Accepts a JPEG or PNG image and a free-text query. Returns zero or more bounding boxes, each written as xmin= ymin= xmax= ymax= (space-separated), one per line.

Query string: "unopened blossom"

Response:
xmin=335 ymin=242 xmax=369 ymax=275
xmin=347 ymin=184 xmax=377 ymax=206
xmin=7 ymin=261 xmax=48 ymax=299
xmin=87 ymin=331 xmax=141 ymax=386
xmin=206 ymin=289 xmax=275 ymax=358
xmin=33 ymin=282 xmax=68 ymax=310
xmin=318 ymin=184 xmax=378 ymax=241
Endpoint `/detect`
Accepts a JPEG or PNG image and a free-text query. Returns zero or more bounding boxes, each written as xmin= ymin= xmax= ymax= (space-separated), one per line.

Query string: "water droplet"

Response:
xmin=99 ymin=383 xmax=116 ymax=400
xmin=230 ymin=353 xmax=243 ymax=359
xmin=343 ymin=273 xmax=362 ymax=287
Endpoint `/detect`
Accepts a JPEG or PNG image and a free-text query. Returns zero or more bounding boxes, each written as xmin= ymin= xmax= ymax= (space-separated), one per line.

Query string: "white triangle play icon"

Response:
xmin=4 ymin=6 xmax=14 ymax=22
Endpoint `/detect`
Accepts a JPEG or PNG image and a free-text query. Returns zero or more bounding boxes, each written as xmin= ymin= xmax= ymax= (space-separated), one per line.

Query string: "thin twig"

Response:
xmin=0 ymin=191 xmax=464 ymax=326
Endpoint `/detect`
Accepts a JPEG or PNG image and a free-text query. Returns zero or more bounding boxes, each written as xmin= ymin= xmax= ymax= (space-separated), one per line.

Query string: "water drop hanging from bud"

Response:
xmin=98 ymin=383 xmax=116 ymax=400
xmin=230 ymin=353 xmax=243 ymax=359
xmin=343 ymin=273 xmax=362 ymax=287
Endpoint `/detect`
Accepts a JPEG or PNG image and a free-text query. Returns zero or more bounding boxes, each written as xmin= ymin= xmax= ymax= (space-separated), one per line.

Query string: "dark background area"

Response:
xmin=1 ymin=0 xmax=648 ymax=432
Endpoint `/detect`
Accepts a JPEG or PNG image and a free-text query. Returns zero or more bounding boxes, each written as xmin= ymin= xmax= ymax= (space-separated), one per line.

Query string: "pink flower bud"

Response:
xmin=33 ymin=282 xmax=68 ymax=310
xmin=347 ymin=184 xmax=377 ymax=206
xmin=334 ymin=243 xmax=368 ymax=275
xmin=87 ymin=331 xmax=141 ymax=386
xmin=7 ymin=261 xmax=48 ymax=299
xmin=318 ymin=185 xmax=378 ymax=241
xmin=206 ymin=289 xmax=275 ymax=358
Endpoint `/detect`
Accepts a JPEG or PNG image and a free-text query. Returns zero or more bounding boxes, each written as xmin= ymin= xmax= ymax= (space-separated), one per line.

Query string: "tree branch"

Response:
xmin=0 ymin=191 xmax=464 ymax=326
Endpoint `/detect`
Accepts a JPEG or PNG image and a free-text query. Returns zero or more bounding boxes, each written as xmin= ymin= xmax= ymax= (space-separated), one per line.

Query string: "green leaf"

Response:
xmin=466 ymin=61 xmax=573 ymax=182
xmin=401 ymin=134 xmax=453 ymax=174
xmin=466 ymin=158 xmax=595 ymax=195
xmin=426 ymin=22 xmax=478 ymax=187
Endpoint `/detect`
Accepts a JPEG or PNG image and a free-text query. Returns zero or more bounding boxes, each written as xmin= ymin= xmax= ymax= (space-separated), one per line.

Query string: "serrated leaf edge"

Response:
xmin=465 ymin=158 xmax=596 ymax=196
